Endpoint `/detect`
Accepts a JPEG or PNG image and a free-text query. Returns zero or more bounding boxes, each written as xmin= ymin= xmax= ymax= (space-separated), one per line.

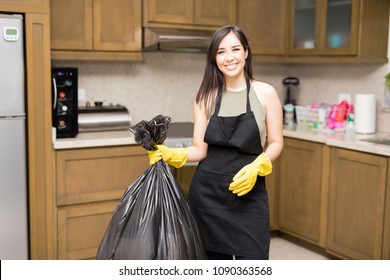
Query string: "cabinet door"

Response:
xmin=327 ymin=148 xmax=387 ymax=259
xmin=289 ymin=0 xmax=359 ymax=56
xmin=57 ymin=201 xmax=118 ymax=259
xmin=237 ymin=0 xmax=288 ymax=55
xmin=320 ymin=0 xmax=359 ymax=55
xmin=266 ymin=158 xmax=280 ymax=230
xmin=56 ymin=146 xmax=149 ymax=206
xmin=146 ymin=0 xmax=194 ymax=25
xmin=94 ymin=0 xmax=142 ymax=51
xmin=50 ymin=0 xmax=93 ymax=50
xmin=278 ymin=138 xmax=323 ymax=244
xmin=194 ymin=0 xmax=236 ymax=26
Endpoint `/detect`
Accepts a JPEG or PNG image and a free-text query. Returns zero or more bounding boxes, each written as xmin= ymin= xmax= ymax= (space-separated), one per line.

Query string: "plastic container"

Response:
xmin=283 ymin=104 xmax=295 ymax=126
xmin=295 ymin=105 xmax=329 ymax=129
xmin=345 ymin=114 xmax=356 ymax=141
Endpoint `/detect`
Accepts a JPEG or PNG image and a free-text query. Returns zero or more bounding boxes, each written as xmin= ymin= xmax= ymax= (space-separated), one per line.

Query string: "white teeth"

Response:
xmin=226 ymin=64 xmax=237 ymax=70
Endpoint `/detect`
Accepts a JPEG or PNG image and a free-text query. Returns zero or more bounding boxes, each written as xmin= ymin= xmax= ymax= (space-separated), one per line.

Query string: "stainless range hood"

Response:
xmin=143 ymin=27 xmax=213 ymax=53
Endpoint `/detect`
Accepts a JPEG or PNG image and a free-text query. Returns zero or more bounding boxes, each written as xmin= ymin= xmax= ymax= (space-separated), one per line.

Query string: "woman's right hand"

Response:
xmin=148 ymin=145 xmax=188 ymax=168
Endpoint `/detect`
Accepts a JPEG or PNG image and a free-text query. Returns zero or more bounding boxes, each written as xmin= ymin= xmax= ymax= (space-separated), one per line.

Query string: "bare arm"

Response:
xmin=186 ymin=101 xmax=209 ymax=162
xmin=253 ymin=82 xmax=284 ymax=162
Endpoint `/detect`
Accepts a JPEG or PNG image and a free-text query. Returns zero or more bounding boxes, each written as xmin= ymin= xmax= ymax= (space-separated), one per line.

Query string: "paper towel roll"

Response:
xmin=354 ymin=94 xmax=376 ymax=134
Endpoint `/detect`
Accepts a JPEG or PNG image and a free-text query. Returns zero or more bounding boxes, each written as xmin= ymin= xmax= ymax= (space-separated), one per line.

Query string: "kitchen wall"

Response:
xmin=53 ymin=54 xmax=390 ymax=133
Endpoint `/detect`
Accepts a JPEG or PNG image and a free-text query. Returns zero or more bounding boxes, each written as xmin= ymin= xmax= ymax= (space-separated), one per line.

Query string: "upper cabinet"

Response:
xmin=0 ymin=0 xmax=49 ymax=13
xmin=238 ymin=0 xmax=389 ymax=63
xmin=289 ymin=0 xmax=360 ymax=56
xmin=50 ymin=0 xmax=142 ymax=61
xmin=144 ymin=0 xmax=236 ymax=29
xmin=237 ymin=0 xmax=288 ymax=57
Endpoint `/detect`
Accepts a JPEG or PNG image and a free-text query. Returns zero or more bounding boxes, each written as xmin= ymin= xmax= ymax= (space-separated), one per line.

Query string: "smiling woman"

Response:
xmin=147 ymin=25 xmax=284 ymax=260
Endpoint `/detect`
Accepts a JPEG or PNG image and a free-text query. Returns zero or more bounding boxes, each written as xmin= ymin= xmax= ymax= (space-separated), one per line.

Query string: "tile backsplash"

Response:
xmin=53 ymin=52 xmax=390 ymax=133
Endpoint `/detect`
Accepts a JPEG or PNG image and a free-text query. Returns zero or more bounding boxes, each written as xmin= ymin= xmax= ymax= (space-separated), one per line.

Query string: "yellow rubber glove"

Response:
xmin=148 ymin=144 xmax=188 ymax=168
xmin=229 ymin=153 xmax=272 ymax=196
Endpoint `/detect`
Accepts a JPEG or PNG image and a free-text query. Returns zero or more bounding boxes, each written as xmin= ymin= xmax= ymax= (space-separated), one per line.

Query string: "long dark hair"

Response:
xmin=195 ymin=25 xmax=253 ymax=110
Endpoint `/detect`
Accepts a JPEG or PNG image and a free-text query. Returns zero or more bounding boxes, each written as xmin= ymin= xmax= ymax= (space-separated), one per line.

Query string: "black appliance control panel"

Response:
xmin=52 ymin=67 xmax=78 ymax=138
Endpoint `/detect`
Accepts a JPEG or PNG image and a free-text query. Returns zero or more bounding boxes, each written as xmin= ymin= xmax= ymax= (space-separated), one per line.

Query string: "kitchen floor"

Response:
xmin=269 ymin=236 xmax=331 ymax=260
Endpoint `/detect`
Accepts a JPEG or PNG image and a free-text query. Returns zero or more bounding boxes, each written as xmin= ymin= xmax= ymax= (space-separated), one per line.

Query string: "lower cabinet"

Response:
xmin=57 ymin=201 xmax=118 ymax=260
xmin=55 ymin=145 xmax=149 ymax=260
xmin=277 ymin=138 xmax=328 ymax=246
xmin=172 ymin=165 xmax=197 ymax=198
xmin=327 ymin=148 xmax=389 ymax=260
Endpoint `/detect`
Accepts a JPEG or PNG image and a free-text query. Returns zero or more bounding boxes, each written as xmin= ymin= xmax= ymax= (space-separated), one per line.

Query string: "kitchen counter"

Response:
xmin=52 ymin=126 xmax=390 ymax=156
xmin=283 ymin=125 xmax=390 ymax=157
xmin=52 ymin=130 xmax=137 ymax=149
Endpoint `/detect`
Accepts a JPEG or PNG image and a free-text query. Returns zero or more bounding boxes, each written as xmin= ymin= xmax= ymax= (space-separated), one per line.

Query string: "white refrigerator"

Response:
xmin=0 ymin=14 xmax=29 ymax=259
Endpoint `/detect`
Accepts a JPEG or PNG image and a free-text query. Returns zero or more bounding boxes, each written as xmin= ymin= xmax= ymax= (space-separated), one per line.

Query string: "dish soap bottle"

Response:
xmin=345 ymin=114 xmax=356 ymax=141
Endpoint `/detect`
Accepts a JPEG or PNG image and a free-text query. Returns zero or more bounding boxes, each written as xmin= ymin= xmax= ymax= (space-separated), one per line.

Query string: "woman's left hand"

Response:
xmin=229 ymin=153 xmax=272 ymax=196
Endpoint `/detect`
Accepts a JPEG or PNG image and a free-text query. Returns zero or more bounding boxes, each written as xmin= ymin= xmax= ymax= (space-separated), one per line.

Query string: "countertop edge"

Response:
xmin=52 ymin=126 xmax=390 ymax=157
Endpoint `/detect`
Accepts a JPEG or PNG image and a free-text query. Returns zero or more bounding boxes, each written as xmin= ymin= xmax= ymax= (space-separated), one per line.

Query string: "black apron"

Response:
xmin=188 ymin=80 xmax=270 ymax=259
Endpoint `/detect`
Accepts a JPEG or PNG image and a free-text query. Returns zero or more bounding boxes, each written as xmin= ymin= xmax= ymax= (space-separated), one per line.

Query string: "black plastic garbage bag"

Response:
xmin=96 ymin=115 xmax=206 ymax=260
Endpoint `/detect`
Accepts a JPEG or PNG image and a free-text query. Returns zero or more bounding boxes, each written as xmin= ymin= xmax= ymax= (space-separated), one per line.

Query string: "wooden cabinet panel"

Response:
xmin=172 ymin=165 xmax=197 ymax=198
xmin=50 ymin=0 xmax=93 ymax=50
xmin=50 ymin=0 xmax=142 ymax=61
xmin=383 ymin=160 xmax=390 ymax=259
xmin=57 ymin=201 xmax=118 ymax=260
xmin=0 ymin=0 xmax=49 ymax=13
xmin=25 ymin=12 xmax=55 ymax=260
xmin=278 ymin=138 xmax=324 ymax=244
xmin=237 ymin=0 xmax=288 ymax=56
xmin=194 ymin=0 xmax=236 ymax=26
xmin=144 ymin=0 xmax=236 ymax=28
xmin=146 ymin=0 xmax=193 ymax=24
xmin=327 ymin=148 xmax=388 ymax=259
xmin=94 ymin=0 xmax=142 ymax=51
xmin=266 ymin=158 xmax=280 ymax=230
xmin=56 ymin=146 xmax=148 ymax=206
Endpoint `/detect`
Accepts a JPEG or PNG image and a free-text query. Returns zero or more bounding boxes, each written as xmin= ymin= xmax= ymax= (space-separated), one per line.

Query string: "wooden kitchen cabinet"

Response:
xmin=289 ymin=0 xmax=360 ymax=56
xmin=57 ymin=201 xmax=118 ymax=260
xmin=144 ymin=0 xmax=236 ymax=29
xmin=237 ymin=0 xmax=288 ymax=57
xmin=55 ymin=145 xmax=149 ymax=259
xmin=277 ymin=138 xmax=329 ymax=246
xmin=266 ymin=158 xmax=280 ymax=230
xmin=327 ymin=148 xmax=389 ymax=260
xmin=0 ymin=0 xmax=49 ymax=13
xmin=384 ymin=161 xmax=390 ymax=259
xmin=287 ymin=0 xmax=389 ymax=62
xmin=237 ymin=0 xmax=389 ymax=63
xmin=172 ymin=165 xmax=197 ymax=198
xmin=50 ymin=0 xmax=142 ymax=61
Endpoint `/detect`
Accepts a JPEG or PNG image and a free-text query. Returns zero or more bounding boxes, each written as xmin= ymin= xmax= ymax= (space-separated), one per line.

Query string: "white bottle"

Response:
xmin=345 ymin=114 xmax=356 ymax=141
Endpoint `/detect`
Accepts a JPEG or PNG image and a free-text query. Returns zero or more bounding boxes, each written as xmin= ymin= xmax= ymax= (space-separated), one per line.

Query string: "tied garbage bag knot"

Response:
xmin=96 ymin=115 xmax=206 ymax=260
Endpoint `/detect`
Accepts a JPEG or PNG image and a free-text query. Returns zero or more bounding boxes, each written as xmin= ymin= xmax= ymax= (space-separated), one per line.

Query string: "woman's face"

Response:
xmin=215 ymin=31 xmax=248 ymax=79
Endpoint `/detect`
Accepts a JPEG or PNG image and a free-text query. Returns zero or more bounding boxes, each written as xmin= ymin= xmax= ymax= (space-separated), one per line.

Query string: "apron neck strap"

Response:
xmin=214 ymin=79 xmax=251 ymax=116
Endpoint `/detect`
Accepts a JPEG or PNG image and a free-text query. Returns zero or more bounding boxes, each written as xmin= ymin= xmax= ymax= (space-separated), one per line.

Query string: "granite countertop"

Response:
xmin=52 ymin=126 xmax=390 ymax=157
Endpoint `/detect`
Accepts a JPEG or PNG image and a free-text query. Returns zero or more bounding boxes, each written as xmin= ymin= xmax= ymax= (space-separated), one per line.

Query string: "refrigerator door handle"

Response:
xmin=52 ymin=77 xmax=57 ymax=109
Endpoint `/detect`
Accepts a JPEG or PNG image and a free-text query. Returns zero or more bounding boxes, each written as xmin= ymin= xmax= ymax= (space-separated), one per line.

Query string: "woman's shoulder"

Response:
xmin=251 ymin=80 xmax=277 ymax=95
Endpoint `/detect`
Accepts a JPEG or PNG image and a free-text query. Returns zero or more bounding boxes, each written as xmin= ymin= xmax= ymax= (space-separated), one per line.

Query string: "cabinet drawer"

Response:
xmin=57 ymin=201 xmax=118 ymax=259
xmin=56 ymin=146 xmax=148 ymax=206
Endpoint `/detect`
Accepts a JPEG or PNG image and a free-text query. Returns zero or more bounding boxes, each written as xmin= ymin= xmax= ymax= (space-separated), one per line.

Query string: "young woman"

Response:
xmin=149 ymin=25 xmax=283 ymax=260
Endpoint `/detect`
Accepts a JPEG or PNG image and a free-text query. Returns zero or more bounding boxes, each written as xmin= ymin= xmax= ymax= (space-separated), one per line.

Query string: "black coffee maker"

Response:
xmin=282 ymin=76 xmax=300 ymax=122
